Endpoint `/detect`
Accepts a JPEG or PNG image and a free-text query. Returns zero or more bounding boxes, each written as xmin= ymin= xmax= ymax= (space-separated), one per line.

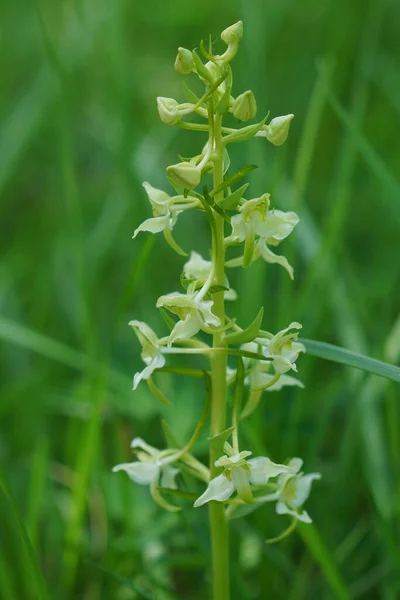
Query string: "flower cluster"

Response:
xmin=113 ymin=20 xmax=320 ymax=542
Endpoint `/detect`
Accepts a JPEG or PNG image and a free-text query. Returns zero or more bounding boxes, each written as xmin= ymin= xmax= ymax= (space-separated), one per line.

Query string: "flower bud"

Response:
xmin=156 ymin=97 xmax=183 ymax=125
xmin=221 ymin=21 xmax=243 ymax=45
xmin=174 ymin=47 xmax=194 ymax=75
xmin=232 ymin=90 xmax=257 ymax=121
xmin=264 ymin=114 xmax=294 ymax=146
xmin=167 ymin=162 xmax=201 ymax=190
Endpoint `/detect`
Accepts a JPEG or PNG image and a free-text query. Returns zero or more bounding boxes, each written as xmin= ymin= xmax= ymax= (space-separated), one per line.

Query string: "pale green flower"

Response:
xmin=174 ymin=47 xmax=194 ymax=75
xmin=221 ymin=21 xmax=244 ymax=45
xmin=183 ymin=251 xmax=237 ymax=301
xmin=129 ymin=320 xmax=166 ymax=390
xmin=232 ymin=90 xmax=257 ymax=121
xmin=263 ymin=114 xmax=294 ymax=146
xmin=133 ymin=182 xmax=179 ymax=239
xmin=225 ymin=193 xmax=299 ymax=277
xmin=167 ymin=161 xmax=202 ymax=190
xmin=113 ymin=437 xmax=179 ymax=489
xmin=156 ymin=291 xmax=220 ymax=344
xmin=261 ymin=322 xmax=305 ymax=374
xmin=232 ymin=342 xmax=304 ymax=391
xmin=194 ymin=450 xmax=293 ymax=507
xmin=260 ymin=458 xmax=321 ymax=523
xmin=157 ymin=97 xmax=184 ymax=125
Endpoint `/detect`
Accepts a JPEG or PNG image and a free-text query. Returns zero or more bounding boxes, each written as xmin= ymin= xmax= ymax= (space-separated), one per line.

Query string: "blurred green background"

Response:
xmin=1 ymin=0 xmax=400 ymax=598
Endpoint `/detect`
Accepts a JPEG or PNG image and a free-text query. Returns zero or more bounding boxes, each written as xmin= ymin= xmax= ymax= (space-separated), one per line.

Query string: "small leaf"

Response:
xmin=158 ymin=307 xmax=176 ymax=332
xmin=209 ymin=285 xmax=229 ymax=294
xmin=216 ymin=65 xmax=232 ymax=115
xmin=209 ymin=165 xmax=258 ymax=197
xmin=192 ymin=49 xmax=213 ymax=82
xmin=199 ymin=39 xmax=215 ymax=62
xmin=182 ymin=81 xmax=200 ymax=104
xmin=147 ymin=377 xmax=171 ymax=407
xmin=225 ymin=307 xmax=264 ymax=345
xmin=203 ymin=186 xmax=231 ymax=223
xmin=209 ymin=426 xmax=235 ymax=458
xmin=218 ymin=183 xmax=248 ymax=210
xmin=223 ymin=115 xmax=268 ymax=145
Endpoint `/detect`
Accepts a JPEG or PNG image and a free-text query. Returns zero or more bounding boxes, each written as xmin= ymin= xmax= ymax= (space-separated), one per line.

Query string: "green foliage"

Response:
xmin=1 ymin=0 xmax=399 ymax=598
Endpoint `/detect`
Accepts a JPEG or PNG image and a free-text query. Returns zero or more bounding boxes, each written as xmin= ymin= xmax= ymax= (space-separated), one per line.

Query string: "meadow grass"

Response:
xmin=1 ymin=0 xmax=399 ymax=598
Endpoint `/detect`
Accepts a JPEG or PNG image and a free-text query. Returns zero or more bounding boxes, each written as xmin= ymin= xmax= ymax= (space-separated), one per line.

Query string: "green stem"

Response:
xmin=209 ymin=113 xmax=230 ymax=600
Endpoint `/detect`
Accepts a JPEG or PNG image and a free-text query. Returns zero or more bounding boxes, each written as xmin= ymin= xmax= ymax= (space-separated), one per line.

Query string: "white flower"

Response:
xmin=157 ymin=97 xmax=184 ymax=125
xmin=235 ymin=342 xmax=304 ymax=391
xmin=226 ymin=194 xmax=299 ymax=277
xmin=232 ymin=90 xmax=257 ymax=121
xmin=133 ymin=182 xmax=180 ymax=239
xmin=113 ymin=437 xmax=179 ymax=489
xmin=183 ymin=251 xmax=237 ymax=301
xmin=129 ymin=320 xmax=166 ymax=390
xmin=263 ymin=114 xmax=294 ymax=146
xmin=194 ymin=451 xmax=293 ymax=507
xmin=262 ymin=458 xmax=321 ymax=523
xmin=260 ymin=322 xmax=305 ymax=374
xmin=174 ymin=47 xmax=194 ymax=75
xmin=167 ymin=161 xmax=202 ymax=190
xmin=156 ymin=291 xmax=220 ymax=344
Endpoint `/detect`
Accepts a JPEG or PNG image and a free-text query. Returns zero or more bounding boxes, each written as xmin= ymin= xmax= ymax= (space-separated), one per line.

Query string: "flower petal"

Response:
xmin=160 ymin=465 xmax=180 ymax=490
xmin=132 ymin=353 xmax=165 ymax=390
xmin=259 ymin=244 xmax=294 ymax=279
xmin=194 ymin=474 xmax=235 ymax=507
xmin=276 ymin=500 xmax=312 ymax=524
xmin=168 ymin=313 xmax=202 ymax=344
xmin=130 ymin=437 xmax=159 ymax=455
xmin=248 ymin=457 xmax=293 ymax=485
xmin=112 ymin=461 xmax=159 ymax=485
xmin=142 ymin=181 xmax=170 ymax=214
xmin=133 ymin=215 xmax=170 ymax=238
xmin=292 ymin=473 xmax=321 ymax=507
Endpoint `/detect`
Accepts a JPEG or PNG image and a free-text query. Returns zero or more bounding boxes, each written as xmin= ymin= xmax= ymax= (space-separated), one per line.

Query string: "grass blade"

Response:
xmin=301 ymin=338 xmax=400 ymax=383
xmin=298 ymin=523 xmax=351 ymax=600
xmin=0 ymin=470 xmax=50 ymax=600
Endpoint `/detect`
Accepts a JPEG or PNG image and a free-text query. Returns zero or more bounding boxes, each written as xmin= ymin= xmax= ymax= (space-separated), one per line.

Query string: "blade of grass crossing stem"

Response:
xmin=0 ymin=471 xmax=50 ymax=600
xmin=298 ymin=523 xmax=351 ymax=600
xmin=301 ymin=339 xmax=400 ymax=383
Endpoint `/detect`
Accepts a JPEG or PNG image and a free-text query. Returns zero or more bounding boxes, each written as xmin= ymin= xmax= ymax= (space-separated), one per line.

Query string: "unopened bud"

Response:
xmin=157 ymin=97 xmax=183 ymax=125
xmin=264 ymin=114 xmax=294 ymax=146
xmin=174 ymin=47 xmax=194 ymax=75
xmin=167 ymin=162 xmax=201 ymax=190
xmin=221 ymin=21 xmax=243 ymax=45
xmin=232 ymin=90 xmax=257 ymax=121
